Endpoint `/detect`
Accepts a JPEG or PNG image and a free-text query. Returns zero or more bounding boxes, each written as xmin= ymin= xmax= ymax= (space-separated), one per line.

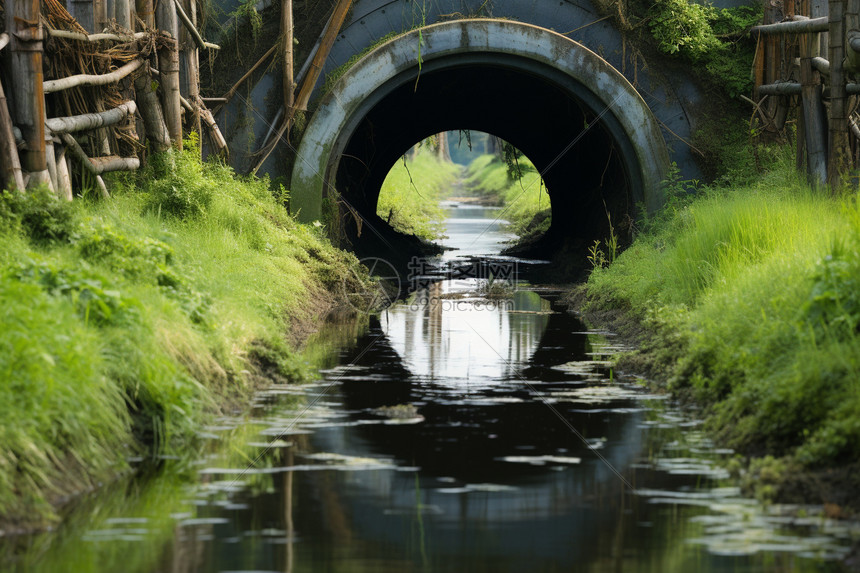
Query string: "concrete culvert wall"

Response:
xmin=291 ymin=19 xmax=670 ymax=256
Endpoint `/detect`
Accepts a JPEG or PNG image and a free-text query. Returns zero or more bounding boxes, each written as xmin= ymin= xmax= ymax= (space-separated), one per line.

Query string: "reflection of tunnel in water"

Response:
xmin=324 ymin=295 xmax=643 ymax=486
xmin=297 ymin=295 xmax=647 ymax=568
xmin=336 ymin=62 xmax=633 ymax=258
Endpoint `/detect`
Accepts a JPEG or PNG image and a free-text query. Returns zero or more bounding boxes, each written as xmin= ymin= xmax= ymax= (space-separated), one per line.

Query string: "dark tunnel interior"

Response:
xmin=332 ymin=54 xmax=641 ymax=263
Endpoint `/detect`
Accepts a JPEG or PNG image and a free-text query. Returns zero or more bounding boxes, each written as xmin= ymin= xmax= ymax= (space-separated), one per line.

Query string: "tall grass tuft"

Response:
xmin=587 ymin=153 xmax=860 ymax=467
xmin=0 ymin=141 xmax=370 ymax=525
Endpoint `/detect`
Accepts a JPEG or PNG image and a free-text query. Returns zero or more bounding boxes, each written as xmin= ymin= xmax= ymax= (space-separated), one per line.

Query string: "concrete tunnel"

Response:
xmin=290 ymin=19 xmax=670 ymax=257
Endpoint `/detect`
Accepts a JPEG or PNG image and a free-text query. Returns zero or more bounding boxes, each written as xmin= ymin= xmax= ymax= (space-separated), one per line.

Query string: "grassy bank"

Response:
xmin=463 ymin=155 xmax=549 ymax=238
xmin=0 ymin=142 xmax=371 ymax=527
xmin=376 ymin=148 xmax=461 ymax=241
xmin=585 ymin=153 xmax=860 ymax=495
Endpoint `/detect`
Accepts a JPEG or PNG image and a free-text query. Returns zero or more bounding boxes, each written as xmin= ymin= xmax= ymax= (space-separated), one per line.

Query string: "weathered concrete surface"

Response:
xmin=291 ymin=19 xmax=670 ymax=223
xmin=323 ymin=0 xmax=704 ymax=178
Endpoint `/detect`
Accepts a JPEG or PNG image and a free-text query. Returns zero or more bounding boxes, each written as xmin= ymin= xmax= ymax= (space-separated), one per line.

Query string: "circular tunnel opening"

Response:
xmin=375 ymin=132 xmax=551 ymax=251
xmin=331 ymin=54 xmax=638 ymax=267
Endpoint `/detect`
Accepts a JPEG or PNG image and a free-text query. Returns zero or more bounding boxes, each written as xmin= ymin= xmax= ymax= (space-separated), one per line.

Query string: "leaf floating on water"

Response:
xmin=499 ymin=455 xmax=582 ymax=466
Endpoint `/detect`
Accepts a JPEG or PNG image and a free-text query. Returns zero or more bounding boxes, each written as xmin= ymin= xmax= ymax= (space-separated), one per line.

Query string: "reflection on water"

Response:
xmin=3 ymin=204 xmax=858 ymax=572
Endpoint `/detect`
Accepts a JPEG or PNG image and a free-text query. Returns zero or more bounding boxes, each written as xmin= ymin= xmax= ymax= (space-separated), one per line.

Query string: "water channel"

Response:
xmin=3 ymin=203 xmax=858 ymax=572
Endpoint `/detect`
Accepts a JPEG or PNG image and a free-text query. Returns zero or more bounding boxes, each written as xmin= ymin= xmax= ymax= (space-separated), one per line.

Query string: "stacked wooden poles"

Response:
xmin=250 ymin=0 xmax=352 ymax=175
xmin=156 ymin=0 xmax=182 ymax=148
xmin=5 ymin=0 xmax=51 ymax=189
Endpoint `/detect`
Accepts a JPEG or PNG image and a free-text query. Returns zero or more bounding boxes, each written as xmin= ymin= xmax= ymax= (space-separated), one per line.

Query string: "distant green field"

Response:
xmin=376 ymin=148 xmax=462 ymax=241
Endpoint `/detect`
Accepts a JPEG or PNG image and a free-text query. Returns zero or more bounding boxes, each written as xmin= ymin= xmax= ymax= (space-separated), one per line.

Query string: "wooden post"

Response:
xmin=6 ymin=0 xmax=50 ymax=189
xmin=293 ymin=0 xmax=352 ymax=112
xmin=282 ymin=0 xmax=295 ymax=115
xmin=156 ymin=0 xmax=182 ymax=148
xmin=136 ymin=0 xmax=155 ymax=29
xmin=94 ymin=0 xmax=108 ymax=32
xmin=0 ymin=74 xmax=25 ymax=190
xmin=828 ymin=0 xmax=851 ymax=188
xmin=800 ymin=29 xmax=828 ymax=186
xmin=134 ymin=68 xmax=172 ymax=152
xmin=55 ymin=145 xmax=73 ymax=200
xmin=116 ymin=0 xmax=133 ymax=30
xmin=179 ymin=0 xmax=201 ymax=147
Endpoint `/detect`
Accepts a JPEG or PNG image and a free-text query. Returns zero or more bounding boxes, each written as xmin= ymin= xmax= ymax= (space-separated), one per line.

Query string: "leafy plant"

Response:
xmin=646 ymin=0 xmax=760 ymax=98
xmin=0 ymin=187 xmax=76 ymax=244
xmin=145 ymin=146 xmax=216 ymax=219
xmin=11 ymin=258 xmax=138 ymax=327
xmin=648 ymin=0 xmax=718 ymax=59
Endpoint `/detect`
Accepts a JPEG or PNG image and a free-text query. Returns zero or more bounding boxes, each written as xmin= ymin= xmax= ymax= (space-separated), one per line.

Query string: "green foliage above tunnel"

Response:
xmin=601 ymin=0 xmax=762 ymax=99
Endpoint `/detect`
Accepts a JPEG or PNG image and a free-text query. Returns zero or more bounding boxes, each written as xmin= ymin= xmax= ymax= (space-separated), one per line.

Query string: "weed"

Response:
xmin=586 ymin=153 xmax=860 ymax=467
xmin=0 ymin=187 xmax=76 ymax=244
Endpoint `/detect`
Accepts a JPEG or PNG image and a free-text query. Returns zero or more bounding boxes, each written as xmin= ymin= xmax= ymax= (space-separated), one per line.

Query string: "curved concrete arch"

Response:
xmin=292 ymin=18 xmax=669 ymax=224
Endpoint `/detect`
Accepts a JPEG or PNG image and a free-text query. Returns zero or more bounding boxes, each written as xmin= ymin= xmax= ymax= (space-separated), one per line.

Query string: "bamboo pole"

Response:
xmin=116 ymin=0 xmax=132 ymax=30
xmin=758 ymin=82 xmax=803 ymax=95
xmin=250 ymin=0 xmax=353 ymax=175
xmin=46 ymin=101 xmax=138 ymax=134
xmin=0 ymin=74 xmax=25 ymax=190
xmin=55 ymin=145 xmax=73 ymax=200
xmin=45 ymin=140 xmax=59 ymax=192
xmin=752 ymin=16 xmax=830 ymax=34
xmin=94 ymin=0 xmax=107 ymax=31
xmin=134 ymin=70 xmax=172 ymax=152
xmin=179 ymin=95 xmax=227 ymax=154
xmin=828 ymin=0 xmax=851 ymax=188
xmin=89 ymin=156 xmax=142 ymax=171
xmin=46 ymin=29 xmax=148 ymax=42
xmin=179 ymin=0 xmax=201 ymax=145
xmin=106 ymin=0 xmax=116 ymax=28
xmin=43 ymin=59 xmax=144 ymax=93
xmin=800 ymin=29 xmax=828 ymax=186
xmin=136 ymin=0 xmax=155 ymax=28
xmin=293 ymin=0 xmax=352 ymax=112
xmin=173 ymin=0 xmax=219 ymax=51
xmin=6 ymin=0 xmax=50 ymax=188
xmin=60 ymin=132 xmax=140 ymax=175
xmin=156 ymin=0 xmax=182 ymax=148
xmin=283 ymin=0 xmax=294 ymax=115
xmin=215 ymin=42 xmax=278 ymax=110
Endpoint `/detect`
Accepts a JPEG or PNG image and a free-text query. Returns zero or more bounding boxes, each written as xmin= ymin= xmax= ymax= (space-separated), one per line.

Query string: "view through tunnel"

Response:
xmin=290 ymin=19 xmax=670 ymax=272
xmin=374 ymin=131 xmax=551 ymax=253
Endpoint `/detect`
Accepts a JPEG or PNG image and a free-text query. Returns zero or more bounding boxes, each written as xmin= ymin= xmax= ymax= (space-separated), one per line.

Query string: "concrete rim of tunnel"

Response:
xmin=290 ymin=18 xmax=670 ymax=222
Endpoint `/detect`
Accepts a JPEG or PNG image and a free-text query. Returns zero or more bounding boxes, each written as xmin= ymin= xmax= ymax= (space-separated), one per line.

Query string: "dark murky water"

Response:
xmin=3 ymin=204 xmax=858 ymax=572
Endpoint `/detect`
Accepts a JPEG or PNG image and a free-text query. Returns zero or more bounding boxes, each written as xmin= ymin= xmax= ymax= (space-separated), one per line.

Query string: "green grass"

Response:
xmin=376 ymin=148 xmax=461 ymax=241
xmin=0 ymin=141 xmax=370 ymax=526
xmin=586 ymin=151 xmax=860 ymax=467
xmin=463 ymin=154 xmax=550 ymax=237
